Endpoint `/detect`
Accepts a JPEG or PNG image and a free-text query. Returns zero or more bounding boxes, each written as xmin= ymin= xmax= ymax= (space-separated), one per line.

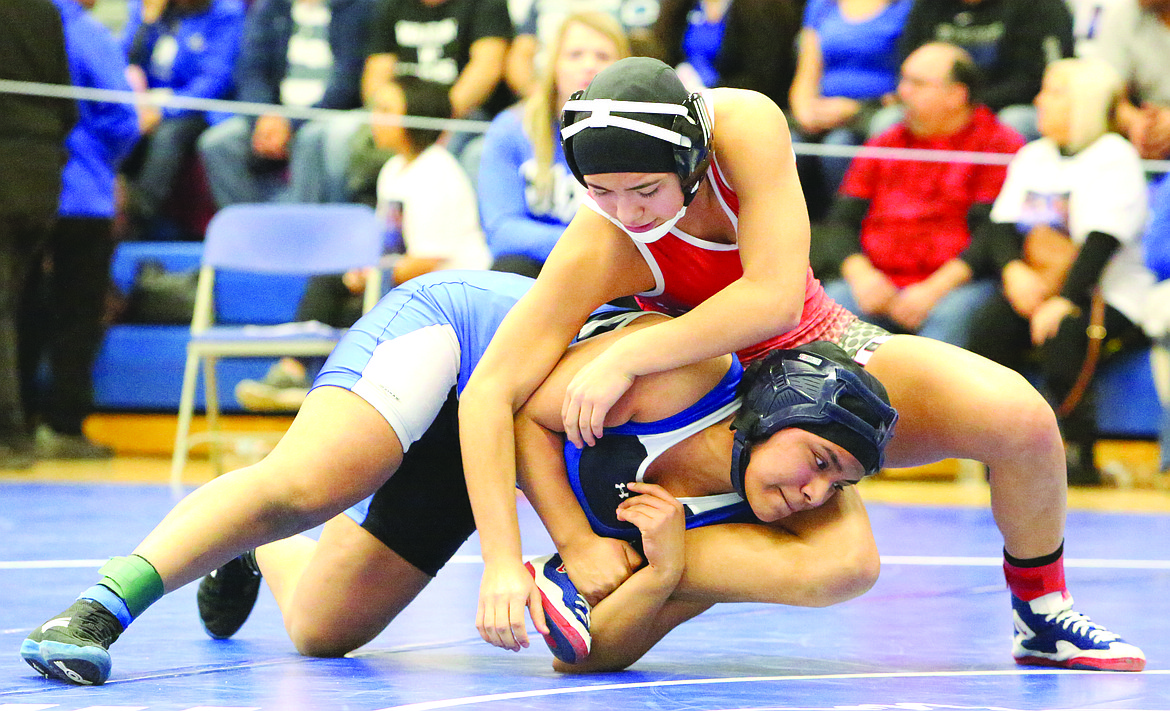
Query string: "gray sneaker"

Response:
xmin=234 ymin=362 xmax=310 ymax=412
xmin=35 ymin=426 xmax=114 ymax=460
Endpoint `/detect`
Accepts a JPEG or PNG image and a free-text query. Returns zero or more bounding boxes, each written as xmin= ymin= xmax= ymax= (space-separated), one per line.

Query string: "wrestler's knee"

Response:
xmin=986 ymin=382 xmax=1063 ymax=465
xmin=286 ymin=612 xmax=370 ymax=658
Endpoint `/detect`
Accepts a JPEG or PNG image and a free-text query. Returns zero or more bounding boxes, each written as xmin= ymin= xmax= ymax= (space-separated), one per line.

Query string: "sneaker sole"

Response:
xmin=20 ymin=638 xmax=111 ymax=685
xmin=235 ymin=382 xmax=307 ymax=412
xmin=525 ymin=559 xmax=590 ymax=664
xmin=1014 ymin=653 xmax=1146 ymax=672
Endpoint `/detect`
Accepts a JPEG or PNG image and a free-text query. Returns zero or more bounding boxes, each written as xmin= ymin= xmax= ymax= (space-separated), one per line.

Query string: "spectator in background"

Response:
xmin=196 ymin=0 xmax=376 ymax=208
xmin=788 ymin=0 xmax=912 ymax=218
xmin=120 ymin=0 xmax=245 ymax=239
xmin=1093 ymin=0 xmax=1170 ymax=160
xmin=18 ymin=0 xmax=139 ymax=461
xmin=897 ymin=0 xmax=1074 ymax=142
xmin=478 ymin=12 xmax=628 ymax=278
xmin=236 ymin=77 xmax=490 ymax=411
xmin=505 ymin=0 xmax=661 ymax=99
xmin=818 ymin=42 xmax=1023 ymax=348
xmin=346 ymin=0 xmax=513 ymax=203
xmin=967 ymin=58 xmax=1154 ymax=485
xmin=0 ymin=0 xmax=76 ymax=469
xmin=649 ymin=0 xmax=801 ymax=111
xmin=1140 ymin=175 xmax=1170 ymax=478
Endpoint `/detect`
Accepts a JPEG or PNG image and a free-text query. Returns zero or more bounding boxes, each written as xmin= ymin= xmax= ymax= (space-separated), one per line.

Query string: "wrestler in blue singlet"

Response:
xmin=563 ymin=357 xmax=758 ymax=542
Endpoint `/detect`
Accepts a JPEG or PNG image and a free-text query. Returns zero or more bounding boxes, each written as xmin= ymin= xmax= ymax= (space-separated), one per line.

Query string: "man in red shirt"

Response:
xmin=818 ymin=41 xmax=1025 ymax=348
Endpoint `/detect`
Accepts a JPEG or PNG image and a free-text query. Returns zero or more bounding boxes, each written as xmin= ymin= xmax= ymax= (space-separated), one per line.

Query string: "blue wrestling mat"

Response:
xmin=2 ymin=481 xmax=1168 ymax=710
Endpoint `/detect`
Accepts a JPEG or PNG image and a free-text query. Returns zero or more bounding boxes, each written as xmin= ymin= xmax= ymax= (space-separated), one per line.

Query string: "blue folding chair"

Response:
xmin=170 ymin=203 xmax=383 ymax=493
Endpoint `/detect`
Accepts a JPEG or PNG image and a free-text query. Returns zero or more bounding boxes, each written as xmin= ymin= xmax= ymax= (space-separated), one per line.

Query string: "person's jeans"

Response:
xmin=823 ymin=277 xmax=997 ymax=348
xmin=1156 ymin=339 xmax=1170 ymax=472
xmin=0 ymin=213 xmax=50 ymax=441
xmin=199 ymin=114 xmax=365 ymax=206
xmin=197 ymin=116 xmax=286 ymax=207
xmin=129 ymin=113 xmax=208 ymax=218
xmin=287 ymin=113 xmax=366 ymax=204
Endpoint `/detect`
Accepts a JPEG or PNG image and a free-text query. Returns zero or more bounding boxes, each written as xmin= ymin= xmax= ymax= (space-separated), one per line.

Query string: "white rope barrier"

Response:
xmin=2 ymin=78 xmax=1168 ymax=172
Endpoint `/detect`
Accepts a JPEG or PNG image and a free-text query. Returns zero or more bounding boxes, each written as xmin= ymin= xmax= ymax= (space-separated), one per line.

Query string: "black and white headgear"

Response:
xmin=729 ymin=342 xmax=898 ymax=501
xmin=561 ymin=57 xmax=713 ymax=206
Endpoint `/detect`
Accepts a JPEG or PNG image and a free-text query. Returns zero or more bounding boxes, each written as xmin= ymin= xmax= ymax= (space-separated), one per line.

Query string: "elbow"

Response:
xmin=806 ymin=539 xmax=880 ymax=607
xmin=819 ymin=546 xmax=880 ymax=606
xmin=765 ymin=301 xmax=803 ymax=341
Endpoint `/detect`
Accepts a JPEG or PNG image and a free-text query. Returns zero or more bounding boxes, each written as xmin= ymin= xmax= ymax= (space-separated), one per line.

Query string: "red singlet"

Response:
xmin=585 ymin=155 xmax=853 ymax=363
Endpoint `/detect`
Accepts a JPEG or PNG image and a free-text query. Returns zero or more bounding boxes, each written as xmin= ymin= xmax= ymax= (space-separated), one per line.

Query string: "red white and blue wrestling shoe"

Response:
xmin=1012 ymin=592 xmax=1145 ymax=671
xmin=525 ymin=553 xmax=592 ymax=664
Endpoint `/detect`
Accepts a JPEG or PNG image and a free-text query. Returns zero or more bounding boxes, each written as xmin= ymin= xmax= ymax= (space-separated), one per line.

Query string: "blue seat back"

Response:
xmin=203 ymin=203 xmax=383 ymax=275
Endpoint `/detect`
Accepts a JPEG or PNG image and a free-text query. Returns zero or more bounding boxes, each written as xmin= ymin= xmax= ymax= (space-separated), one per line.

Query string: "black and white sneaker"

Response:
xmin=198 ymin=551 xmax=262 ymax=639
xmin=21 ymin=599 xmax=124 ymax=685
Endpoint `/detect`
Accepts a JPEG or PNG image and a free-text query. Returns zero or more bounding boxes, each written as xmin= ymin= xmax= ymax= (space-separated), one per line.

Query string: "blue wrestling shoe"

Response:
xmin=525 ymin=553 xmax=592 ymax=664
xmin=21 ymin=599 xmax=123 ymax=685
xmin=1012 ymin=592 xmax=1145 ymax=671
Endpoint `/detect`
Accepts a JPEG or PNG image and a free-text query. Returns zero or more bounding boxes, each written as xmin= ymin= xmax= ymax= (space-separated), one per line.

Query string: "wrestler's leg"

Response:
xmin=863 ymin=335 xmax=1144 ymax=671
xmin=863 ymin=334 xmax=1065 ymax=559
xmin=670 ymin=487 xmax=879 ymax=607
xmin=21 ymin=386 xmax=401 ymax=684
xmin=258 ymin=515 xmax=431 ymax=657
xmin=136 ymin=386 xmax=401 ymax=590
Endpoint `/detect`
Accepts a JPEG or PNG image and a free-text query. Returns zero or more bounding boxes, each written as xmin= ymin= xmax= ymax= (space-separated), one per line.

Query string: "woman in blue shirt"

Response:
xmin=788 ymin=0 xmax=911 ymax=214
xmin=478 ymin=12 xmax=629 ymax=277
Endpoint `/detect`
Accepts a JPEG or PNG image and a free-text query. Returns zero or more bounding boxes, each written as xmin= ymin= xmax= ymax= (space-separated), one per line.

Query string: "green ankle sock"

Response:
xmin=98 ymin=554 xmax=165 ymax=619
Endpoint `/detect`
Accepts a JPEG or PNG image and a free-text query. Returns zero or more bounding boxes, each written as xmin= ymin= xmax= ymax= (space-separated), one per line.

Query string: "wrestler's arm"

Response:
xmin=514 ymin=411 xmax=641 ymax=605
xmin=460 ymin=213 xmax=649 ymax=651
xmin=558 ymin=487 xmax=880 ymax=673
xmin=552 ymin=481 xmax=700 ymax=674
xmin=514 ymin=319 xmax=733 ymax=603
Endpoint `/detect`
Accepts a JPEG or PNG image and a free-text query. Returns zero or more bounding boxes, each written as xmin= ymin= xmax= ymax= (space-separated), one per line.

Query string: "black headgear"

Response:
xmin=729 ymin=342 xmax=898 ymax=501
xmin=561 ymin=57 xmax=713 ymax=206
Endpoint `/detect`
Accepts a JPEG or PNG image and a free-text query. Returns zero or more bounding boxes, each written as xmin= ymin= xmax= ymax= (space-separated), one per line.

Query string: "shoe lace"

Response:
xmin=73 ymin=605 xmax=123 ymax=648
xmin=1046 ymin=608 xmax=1120 ymax=643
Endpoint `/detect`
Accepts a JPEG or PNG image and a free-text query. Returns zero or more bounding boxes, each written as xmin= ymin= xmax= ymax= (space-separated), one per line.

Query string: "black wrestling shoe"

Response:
xmin=197 ymin=551 xmax=262 ymax=639
xmin=21 ymin=599 xmax=124 ymax=685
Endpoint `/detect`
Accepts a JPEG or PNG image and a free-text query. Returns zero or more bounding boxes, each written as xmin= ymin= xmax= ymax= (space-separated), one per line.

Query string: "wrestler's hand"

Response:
xmin=562 ymin=349 xmax=635 ymax=448
xmin=477 ymin=560 xmax=547 ymax=652
xmin=560 ymin=534 xmax=643 ymax=606
xmin=615 ymin=482 xmax=685 ymax=584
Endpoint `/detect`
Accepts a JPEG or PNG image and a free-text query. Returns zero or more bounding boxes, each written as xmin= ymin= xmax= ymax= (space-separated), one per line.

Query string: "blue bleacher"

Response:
xmin=92 ymin=242 xmax=1164 ymax=436
xmin=95 ymin=241 xmax=309 ymax=412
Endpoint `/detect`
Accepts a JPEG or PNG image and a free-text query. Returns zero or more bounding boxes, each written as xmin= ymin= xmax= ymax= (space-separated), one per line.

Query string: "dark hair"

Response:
xmin=947 ymin=50 xmax=984 ymax=106
xmin=394 ymin=76 xmax=452 ymax=154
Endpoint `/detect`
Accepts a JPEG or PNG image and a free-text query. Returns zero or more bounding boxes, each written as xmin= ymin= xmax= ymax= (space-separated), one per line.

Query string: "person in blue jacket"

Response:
xmin=22 ymin=270 xmax=890 ymax=684
xmin=197 ymin=0 xmax=376 ymax=208
xmin=119 ymin=0 xmax=245 ymax=238
xmin=18 ymin=0 xmax=139 ymax=460
xmin=478 ymin=12 xmax=629 ymax=277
